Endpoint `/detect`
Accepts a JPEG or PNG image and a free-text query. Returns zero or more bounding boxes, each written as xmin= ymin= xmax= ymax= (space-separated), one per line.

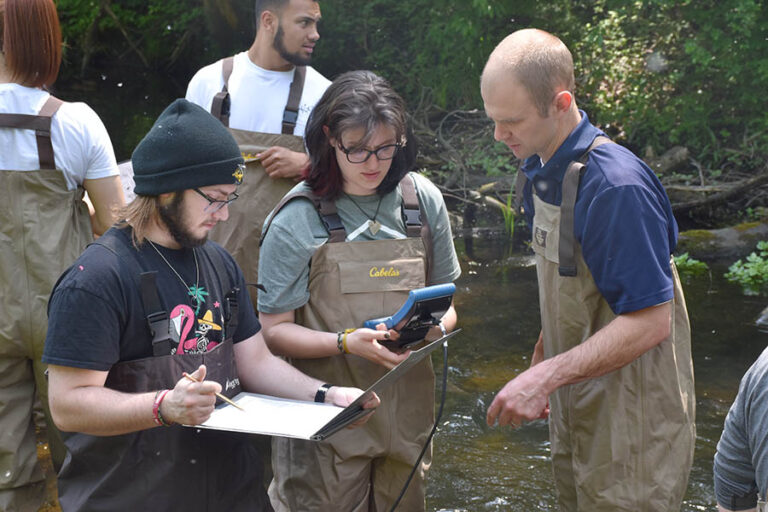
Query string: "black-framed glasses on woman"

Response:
xmin=193 ymin=188 xmax=239 ymax=213
xmin=338 ymin=141 xmax=401 ymax=164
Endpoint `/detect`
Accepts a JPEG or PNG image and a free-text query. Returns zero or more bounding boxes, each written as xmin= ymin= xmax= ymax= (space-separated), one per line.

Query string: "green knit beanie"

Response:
xmin=132 ymin=98 xmax=244 ymax=195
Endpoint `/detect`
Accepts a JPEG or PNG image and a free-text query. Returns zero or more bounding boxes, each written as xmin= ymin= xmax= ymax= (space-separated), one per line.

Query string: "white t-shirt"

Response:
xmin=0 ymin=83 xmax=119 ymax=190
xmin=185 ymin=51 xmax=331 ymax=137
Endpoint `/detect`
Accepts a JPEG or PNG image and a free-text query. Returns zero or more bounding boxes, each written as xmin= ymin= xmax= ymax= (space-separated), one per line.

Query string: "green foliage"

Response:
xmin=313 ymin=1 xmax=518 ymax=109
xmin=725 ymin=241 xmax=768 ymax=295
xmin=52 ymin=0 xmax=768 ymax=175
xmin=673 ymin=252 xmax=709 ymax=279
xmin=446 ymin=142 xmax=517 ymax=178
xmin=56 ymin=0 xmax=249 ymax=75
xmin=558 ymin=0 xmax=768 ymax=165
xmin=315 ymin=0 xmax=768 ymax=174
xmin=502 ymin=189 xmax=516 ymax=242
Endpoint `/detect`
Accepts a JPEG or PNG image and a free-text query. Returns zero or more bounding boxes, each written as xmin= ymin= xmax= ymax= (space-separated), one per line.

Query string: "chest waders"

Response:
xmin=263 ymin=175 xmax=435 ymax=512
xmin=51 ymin=229 xmax=272 ymax=512
xmin=517 ymin=137 xmax=696 ymax=511
xmin=208 ymin=56 xmax=307 ymax=307
xmin=0 ymin=96 xmax=92 ymax=509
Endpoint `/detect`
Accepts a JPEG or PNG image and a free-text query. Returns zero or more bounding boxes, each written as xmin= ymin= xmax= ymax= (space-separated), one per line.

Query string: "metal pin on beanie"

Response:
xmin=131 ymin=98 xmax=244 ymax=196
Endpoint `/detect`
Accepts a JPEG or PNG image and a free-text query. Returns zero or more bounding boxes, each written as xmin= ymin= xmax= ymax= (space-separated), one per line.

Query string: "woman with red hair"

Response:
xmin=0 ymin=0 xmax=123 ymax=508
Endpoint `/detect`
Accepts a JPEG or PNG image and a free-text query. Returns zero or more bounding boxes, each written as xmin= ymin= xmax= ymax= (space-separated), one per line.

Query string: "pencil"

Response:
xmin=183 ymin=372 xmax=245 ymax=411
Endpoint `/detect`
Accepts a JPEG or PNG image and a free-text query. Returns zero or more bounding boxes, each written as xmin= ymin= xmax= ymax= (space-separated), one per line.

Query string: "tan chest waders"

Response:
xmin=520 ymin=137 xmax=695 ymax=511
xmin=264 ymin=176 xmax=435 ymax=512
xmin=0 ymin=96 xmax=92 ymax=509
xmin=207 ymin=56 xmax=307 ymax=306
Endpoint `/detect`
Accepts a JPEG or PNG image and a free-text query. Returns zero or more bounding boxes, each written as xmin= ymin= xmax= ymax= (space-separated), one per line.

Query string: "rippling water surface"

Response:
xmin=427 ymin=238 xmax=767 ymax=511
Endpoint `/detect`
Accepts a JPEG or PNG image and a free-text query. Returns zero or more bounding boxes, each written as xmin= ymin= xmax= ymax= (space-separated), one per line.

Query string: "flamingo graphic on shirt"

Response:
xmin=168 ymin=305 xmax=224 ymax=355
xmin=169 ymin=304 xmax=197 ymax=355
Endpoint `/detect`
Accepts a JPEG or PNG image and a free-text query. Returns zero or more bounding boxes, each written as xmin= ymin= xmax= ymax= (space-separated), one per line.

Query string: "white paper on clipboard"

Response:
xmin=187 ymin=329 xmax=460 ymax=441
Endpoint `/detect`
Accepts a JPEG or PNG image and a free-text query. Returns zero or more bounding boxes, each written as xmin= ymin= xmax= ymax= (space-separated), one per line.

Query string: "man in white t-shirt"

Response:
xmin=186 ymin=0 xmax=329 ymax=179
xmin=185 ymin=0 xmax=330 ymax=310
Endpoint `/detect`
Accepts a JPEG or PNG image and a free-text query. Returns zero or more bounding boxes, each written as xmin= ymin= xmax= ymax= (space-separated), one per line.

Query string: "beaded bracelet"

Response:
xmin=152 ymin=389 xmax=173 ymax=427
xmin=336 ymin=331 xmax=345 ymax=354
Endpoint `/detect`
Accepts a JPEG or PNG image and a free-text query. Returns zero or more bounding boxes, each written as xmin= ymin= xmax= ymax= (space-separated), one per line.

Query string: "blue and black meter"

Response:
xmin=363 ymin=283 xmax=455 ymax=350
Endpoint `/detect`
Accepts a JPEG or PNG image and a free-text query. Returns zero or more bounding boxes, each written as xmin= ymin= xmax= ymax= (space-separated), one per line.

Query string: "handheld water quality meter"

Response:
xmin=363 ymin=283 xmax=455 ymax=350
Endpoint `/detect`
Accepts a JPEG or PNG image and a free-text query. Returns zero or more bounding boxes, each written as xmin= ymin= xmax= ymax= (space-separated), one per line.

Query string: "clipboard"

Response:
xmin=187 ymin=329 xmax=460 ymax=441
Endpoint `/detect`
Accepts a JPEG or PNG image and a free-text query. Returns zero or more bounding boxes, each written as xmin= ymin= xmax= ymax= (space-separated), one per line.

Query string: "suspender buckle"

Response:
xmin=147 ymin=312 xmax=173 ymax=356
xmin=223 ymin=288 xmax=239 ymax=343
xmin=558 ymin=265 xmax=577 ymax=277
xmin=321 ymin=213 xmax=344 ymax=233
xmin=282 ymin=108 xmax=299 ymax=125
xmin=403 ymin=208 xmax=421 ymax=227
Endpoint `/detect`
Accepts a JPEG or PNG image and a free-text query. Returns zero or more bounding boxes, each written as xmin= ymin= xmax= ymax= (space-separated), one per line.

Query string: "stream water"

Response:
xmin=426 ymin=235 xmax=767 ymax=511
xmin=50 ymin=70 xmax=768 ymax=511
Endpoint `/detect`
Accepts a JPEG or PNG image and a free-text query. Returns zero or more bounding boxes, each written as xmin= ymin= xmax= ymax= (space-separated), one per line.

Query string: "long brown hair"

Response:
xmin=117 ymin=195 xmax=164 ymax=248
xmin=1 ymin=0 xmax=62 ymax=87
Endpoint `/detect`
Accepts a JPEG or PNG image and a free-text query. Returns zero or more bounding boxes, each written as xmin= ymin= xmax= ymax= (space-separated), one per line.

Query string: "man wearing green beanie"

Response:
xmin=41 ymin=99 xmax=378 ymax=511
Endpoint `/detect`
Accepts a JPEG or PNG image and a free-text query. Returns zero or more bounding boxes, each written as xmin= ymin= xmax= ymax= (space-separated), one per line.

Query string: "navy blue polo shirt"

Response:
xmin=520 ymin=111 xmax=678 ymax=315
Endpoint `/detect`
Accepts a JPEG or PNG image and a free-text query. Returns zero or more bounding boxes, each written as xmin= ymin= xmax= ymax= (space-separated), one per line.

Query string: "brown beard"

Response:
xmin=273 ymin=24 xmax=312 ymax=66
xmin=158 ymin=193 xmax=207 ymax=248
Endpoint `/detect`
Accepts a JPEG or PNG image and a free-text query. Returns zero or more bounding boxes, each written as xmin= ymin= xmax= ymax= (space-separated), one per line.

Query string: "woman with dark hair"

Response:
xmin=258 ymin=70 xmax=461 ymax=511
xmin=0 ymin=0 xmax=123 ymax=507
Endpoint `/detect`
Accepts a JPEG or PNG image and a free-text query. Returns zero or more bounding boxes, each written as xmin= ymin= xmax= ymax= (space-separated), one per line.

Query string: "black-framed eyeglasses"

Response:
xmin=193 ymin=188 xmax=239 ymax=213
xmin=338 ymin=141 xmax=401 ymax=164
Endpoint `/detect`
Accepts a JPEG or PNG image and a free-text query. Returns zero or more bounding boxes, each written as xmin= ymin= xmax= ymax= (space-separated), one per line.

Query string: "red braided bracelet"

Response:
xmin=152 ymin=389 xmax=173 ymax=427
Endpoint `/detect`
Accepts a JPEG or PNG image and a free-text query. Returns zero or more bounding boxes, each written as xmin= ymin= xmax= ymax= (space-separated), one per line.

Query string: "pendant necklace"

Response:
xmin=148 ymin=240 xmax=202 ymax=312
xmin=344 ymin=192 xmax=383 ymax=235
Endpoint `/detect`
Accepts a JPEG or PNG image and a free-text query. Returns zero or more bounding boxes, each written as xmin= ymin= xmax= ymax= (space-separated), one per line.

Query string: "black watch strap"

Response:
xmin=314 ymin=383 xmax=333 ymax=403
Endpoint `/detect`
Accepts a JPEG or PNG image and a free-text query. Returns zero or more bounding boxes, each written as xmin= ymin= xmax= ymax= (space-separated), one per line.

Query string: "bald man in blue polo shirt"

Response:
xmin=481 ymin=29 xmax=696 ymax=511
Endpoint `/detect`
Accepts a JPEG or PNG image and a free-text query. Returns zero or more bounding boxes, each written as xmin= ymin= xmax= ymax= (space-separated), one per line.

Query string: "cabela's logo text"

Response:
xmin=369 ymin=266 xmax=400 ymax=278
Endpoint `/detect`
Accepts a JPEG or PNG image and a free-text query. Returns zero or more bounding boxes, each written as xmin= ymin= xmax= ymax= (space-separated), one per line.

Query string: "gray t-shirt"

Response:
xmin=714 ymin=345 xmax=768 ymax=510
xmin=258 ymin=172 xmax=461 ymax=314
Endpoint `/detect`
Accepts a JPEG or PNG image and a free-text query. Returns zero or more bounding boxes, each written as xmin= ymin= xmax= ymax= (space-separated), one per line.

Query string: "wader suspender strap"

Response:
xmin=558 ymin=135 xmax=612 ymax=276
xmin=84 ymin=235 xmax=175 ymax=356
xmin=282 ymin=66 xmax=306 ymax=135
xmin=210 ymin=56 xmax=306 ymax=136
xmin=210 ymin=248 xmax=240 ymax=341
xmin=139 ymin=272 xmax=174 ymax=356
xmin=400 ymin=174 xmax=434 ymax=280
xmin=89 ymin=236 xmax=240 ymax=355
xmin=0 ymin=95 xmax=63 ymax=169
xmin=317 ymin=198 xmax=347 ymax=243
xmin=259 ymin=176 xmax=434 ymax=274
xmin=513 ymin=168 xmax=528 ymax=216
xmin=260 ymin=190 xmax=347 ymax=245
xmin=211 ymin=57 xmax=234 ymax=127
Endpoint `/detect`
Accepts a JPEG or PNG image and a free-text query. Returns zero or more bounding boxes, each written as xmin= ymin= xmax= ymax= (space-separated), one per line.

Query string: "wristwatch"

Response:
xmin=314 ymin=383 xmax=333 ymax=403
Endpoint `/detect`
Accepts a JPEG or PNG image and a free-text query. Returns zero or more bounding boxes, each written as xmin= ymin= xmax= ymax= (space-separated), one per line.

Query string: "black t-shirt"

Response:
xmin=43 ymin=226 xmax=261 ymax=371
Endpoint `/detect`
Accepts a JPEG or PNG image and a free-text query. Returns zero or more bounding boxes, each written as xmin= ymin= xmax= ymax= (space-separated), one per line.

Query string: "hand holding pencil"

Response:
xmin=183 ymin=372 xmax=244 ymax=411
xmin=162 ymin=365 xmax=235 ymax=425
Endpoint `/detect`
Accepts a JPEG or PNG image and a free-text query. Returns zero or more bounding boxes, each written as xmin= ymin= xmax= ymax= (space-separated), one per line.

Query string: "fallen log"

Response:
xmin=673 ymin=166 xmax=768 ymax=215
